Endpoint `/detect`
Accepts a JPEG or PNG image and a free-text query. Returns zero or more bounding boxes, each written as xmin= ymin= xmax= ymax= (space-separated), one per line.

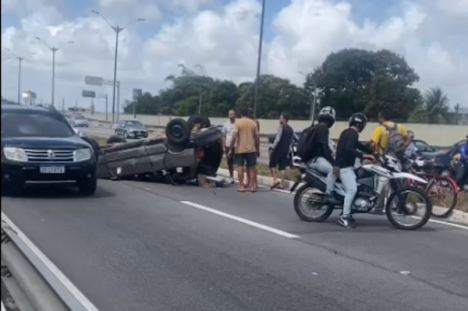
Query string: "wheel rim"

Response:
xmin=298 ymin=187 xmax=330 ymax=219
xmin=388 ymin=190 xmax=430 ymax=228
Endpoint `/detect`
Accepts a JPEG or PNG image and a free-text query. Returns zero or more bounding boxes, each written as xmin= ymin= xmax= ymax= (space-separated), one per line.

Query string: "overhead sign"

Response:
xmin=82 ymin=90 xmax=96 ymax=98
xmin=132 ymin=88 xmax=142 ymax=98
xmin=85 ymin=76 xmax=104 ymax=86
xmin=22 ymin=91 xmax=37 ymax=99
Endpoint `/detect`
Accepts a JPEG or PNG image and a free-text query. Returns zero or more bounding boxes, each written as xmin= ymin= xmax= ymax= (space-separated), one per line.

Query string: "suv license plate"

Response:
xmin=40 ymin=166 xmax=65 ymax=174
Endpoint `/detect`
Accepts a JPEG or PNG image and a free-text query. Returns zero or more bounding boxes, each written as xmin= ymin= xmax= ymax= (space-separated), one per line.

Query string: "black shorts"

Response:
xmin=269 ymin=152 xmax=289 ymax=170
xmin=234 ymin=153 xmax=257 ymax=167
xmin=225 ymin=147 xmax=235 ymax=168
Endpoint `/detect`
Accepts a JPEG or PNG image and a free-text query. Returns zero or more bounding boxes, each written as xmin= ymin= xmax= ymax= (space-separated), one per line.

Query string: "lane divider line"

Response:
xmin=1 ymin=301 xmax=6 ymax=311
xmin=180 ymin=201 xmax=300 ymax=239
xmin=1 ymin=212 xmax=99 ymax=311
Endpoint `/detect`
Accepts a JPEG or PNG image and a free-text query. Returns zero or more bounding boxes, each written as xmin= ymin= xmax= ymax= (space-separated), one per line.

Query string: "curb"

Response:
xmin=216 ymin=168 xmax=468 ymax=227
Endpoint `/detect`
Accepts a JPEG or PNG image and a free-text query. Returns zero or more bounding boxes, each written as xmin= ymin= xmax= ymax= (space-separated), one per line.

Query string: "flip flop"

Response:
xmin=237 ymin=188 xmax=245 ymax=193
xmin=270 ymin=182 xmax=280 ymax=190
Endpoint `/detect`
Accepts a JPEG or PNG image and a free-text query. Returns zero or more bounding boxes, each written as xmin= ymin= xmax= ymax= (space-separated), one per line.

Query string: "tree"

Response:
xmin=306 ymin=48 xmax=421 ymax=120
xmin=409 ymin=87 xmax=450 ymax=124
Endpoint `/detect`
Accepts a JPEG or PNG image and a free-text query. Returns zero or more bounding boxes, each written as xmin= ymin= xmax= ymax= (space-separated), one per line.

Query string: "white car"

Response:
xmin=71 ymin=115 xmax=89 ymax=127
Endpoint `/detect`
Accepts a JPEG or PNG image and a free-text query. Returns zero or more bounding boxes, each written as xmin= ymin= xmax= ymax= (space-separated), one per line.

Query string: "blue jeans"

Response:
xmin=308 ymin=157 xmax=336 ymax=194
xmin=339 ymin=167 xmax=357 ymax=218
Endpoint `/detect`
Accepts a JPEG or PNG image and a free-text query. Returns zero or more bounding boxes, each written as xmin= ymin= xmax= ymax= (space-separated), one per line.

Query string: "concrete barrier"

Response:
xmin=83 ymin=112 xmax=467 ymax=147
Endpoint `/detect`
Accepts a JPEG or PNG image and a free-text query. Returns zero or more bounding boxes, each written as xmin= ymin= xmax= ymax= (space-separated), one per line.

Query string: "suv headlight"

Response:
xmin=3 ymin=147 xmax=28 ymax=162
xmin=73 ymin=148 xmax=92 ymax=162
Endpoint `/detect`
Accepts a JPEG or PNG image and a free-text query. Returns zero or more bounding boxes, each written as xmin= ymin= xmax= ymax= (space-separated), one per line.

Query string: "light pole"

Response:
xmin=299 ymin=71 xmax=318 ymax=121
xmin=35 ymin=37 xmax=73 ymax=106
xmin=253 ymin=0 xmax=266 ymax=118
xmin=4 ymin=49 xmax=35 ymax=104
xmin=91 ymin=10 xmax=145 ymax=123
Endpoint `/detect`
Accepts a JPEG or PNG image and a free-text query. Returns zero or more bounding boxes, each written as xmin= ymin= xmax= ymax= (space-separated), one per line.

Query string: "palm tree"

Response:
xmin=409 ymin=87 xmax=450 ymax=124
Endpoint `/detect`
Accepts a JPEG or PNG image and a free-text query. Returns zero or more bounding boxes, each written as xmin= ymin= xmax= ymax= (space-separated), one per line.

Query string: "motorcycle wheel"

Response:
xmin=385 ymin=185 xmax=432 ymax=230
xmin=293 ymin=184 xmax=334 ymax=222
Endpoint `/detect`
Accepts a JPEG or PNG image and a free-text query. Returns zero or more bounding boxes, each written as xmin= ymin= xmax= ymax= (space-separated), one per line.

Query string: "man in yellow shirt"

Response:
xmin=370 ymin=110 xmax=411 ymax=156
xmin=370 ymin=110 xmax=411 ymax=214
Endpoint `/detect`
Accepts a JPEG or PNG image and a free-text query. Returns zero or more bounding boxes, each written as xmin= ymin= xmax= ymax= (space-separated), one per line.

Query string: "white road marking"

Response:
xmin=180 ymin=201 xmax=299 ymax=239
xmin=1 ymin=212 xmax=99 ymax=311
xmin=1 ymin=301 xmax=6 ymax=311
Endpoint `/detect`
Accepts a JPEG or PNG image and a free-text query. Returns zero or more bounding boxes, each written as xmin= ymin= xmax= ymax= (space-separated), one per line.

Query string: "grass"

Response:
xmin=90 ymin=135 xmax=467 ymax=213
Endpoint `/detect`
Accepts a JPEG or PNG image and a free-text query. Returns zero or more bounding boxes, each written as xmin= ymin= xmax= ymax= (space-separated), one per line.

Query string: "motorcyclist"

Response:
xmin=307 ymin=106 xmax=339 ymax=204
xmin=456 ymin=134 xmax=468 ymax=189
xmin=335 ymin=113 xmax=375 ymax=228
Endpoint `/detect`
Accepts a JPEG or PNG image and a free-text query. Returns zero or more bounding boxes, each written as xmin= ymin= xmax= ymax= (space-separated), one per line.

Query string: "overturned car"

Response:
xmin=94 ymin=116 xmax=226 ymax=186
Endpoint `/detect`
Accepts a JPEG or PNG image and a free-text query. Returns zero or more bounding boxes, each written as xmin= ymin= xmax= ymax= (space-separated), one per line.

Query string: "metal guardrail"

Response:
xmin=1 ymin=212 xmax=99 ymax=311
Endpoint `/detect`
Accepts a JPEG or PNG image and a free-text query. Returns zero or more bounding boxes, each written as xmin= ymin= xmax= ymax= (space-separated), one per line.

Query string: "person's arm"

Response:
xmin=316 ymin=126 xmax=336 ymax=165
xmin=229 ymin=123 xmax=239 ymax=151
xmin=272 ymin=126 xmax=283 ymax=150
xmin=356 ymin=140 xmax=373 ymax=154
xmin=254 ymin=124 xmax=260 ymax=155
xmin=345 ymin=131 xmax=365 ymax=159
xmin=460 ymin=144 xmax=467 ymax=163
xmin=399 ymin=125 xmax=411 ymax=147
xmin=370 ymin=127 xmax=382 ymax=153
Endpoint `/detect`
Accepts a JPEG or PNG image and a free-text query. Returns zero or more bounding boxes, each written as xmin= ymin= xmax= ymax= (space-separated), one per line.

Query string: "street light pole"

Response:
xmin=91 ymin=10 xmax=145 ymax=123
xmin=253 ymin=0 xmax=266 ymax=118
xmin=3 ymin=49 xmax=35 ymax=104
xmin=35 ymin=37 xmax=73 ymax=106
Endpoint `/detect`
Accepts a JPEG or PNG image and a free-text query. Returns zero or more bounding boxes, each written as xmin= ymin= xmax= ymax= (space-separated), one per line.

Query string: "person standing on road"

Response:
xmin=370 ymin=109 xmax=411 ymax=214
xmin=245 ymin=107 xmax=260 ymax=188
xmin=222 ymin=110 xmax=237 ymax=184
xmin=456 ymin=134 xmax=468 ymax=189
xmin=229 ymin=107 xmax=260 ymax=192
xmin=269 ymin=113 xmax=293 ymax=189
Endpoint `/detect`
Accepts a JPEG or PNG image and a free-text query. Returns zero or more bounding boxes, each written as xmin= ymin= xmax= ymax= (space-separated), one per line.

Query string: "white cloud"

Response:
xmin=1 ymin=0 xmax=468 ymax=111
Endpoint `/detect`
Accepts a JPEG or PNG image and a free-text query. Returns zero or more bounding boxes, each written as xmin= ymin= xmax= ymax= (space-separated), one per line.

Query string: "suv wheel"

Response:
xmin=77 ymin=177 xmax=97 ymax=196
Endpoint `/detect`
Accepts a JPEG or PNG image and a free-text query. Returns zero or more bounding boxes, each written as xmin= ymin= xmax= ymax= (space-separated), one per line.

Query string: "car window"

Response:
xmin=2 ymin=112 xmax=74 ymax=138
xmin=414 ymin=141 xmax=432 ymax=152
xmin=126 ymin=121 xmax=143 ymax=127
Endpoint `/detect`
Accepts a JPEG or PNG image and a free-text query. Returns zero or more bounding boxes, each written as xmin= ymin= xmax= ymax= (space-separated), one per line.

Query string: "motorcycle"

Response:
xmin=289 ymin=152 xmax=433 ymax=230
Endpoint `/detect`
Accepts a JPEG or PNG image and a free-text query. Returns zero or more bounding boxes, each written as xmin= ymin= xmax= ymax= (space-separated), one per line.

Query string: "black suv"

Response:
xmin=1 ymin=104 xmax=97 ymax=195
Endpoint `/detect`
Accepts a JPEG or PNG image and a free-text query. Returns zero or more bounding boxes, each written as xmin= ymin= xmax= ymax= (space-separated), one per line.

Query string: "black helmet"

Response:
xmin=317 ymin=106 xmax=336 ymax=128
xmin=349 ymin=113 xmax=367 ymax=132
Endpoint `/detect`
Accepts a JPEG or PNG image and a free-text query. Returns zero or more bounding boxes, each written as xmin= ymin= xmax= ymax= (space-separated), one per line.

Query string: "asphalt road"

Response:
xmin=82 ymin=126 xmax=272 ymax=164
xmin=2 ymin=181 xmax=467 ymax=311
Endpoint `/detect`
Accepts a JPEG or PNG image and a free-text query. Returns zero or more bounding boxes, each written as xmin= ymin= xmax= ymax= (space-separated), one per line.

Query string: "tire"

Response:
xmin=166 ymin=118 xmax=190 ymax=145
xmin=429 ymin=176 xmax=458 ymax=218
xmin=293 ymin=184 xmax=334 ymax=222
xmin=385 ymin=185 xmax=432 ymax=230
xmin=77 ymin=177 xmax=97 ymax=196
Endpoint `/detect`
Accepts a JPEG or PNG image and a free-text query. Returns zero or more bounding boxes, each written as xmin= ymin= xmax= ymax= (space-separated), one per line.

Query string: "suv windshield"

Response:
xmin=126 ymin=121 xmax=144 ymax=127
xmin=2 ymin=111 xmax=75 ymax=138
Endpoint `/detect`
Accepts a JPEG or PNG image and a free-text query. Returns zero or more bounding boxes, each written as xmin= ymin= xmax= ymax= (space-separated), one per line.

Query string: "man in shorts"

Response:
xmin=229 ymin=107 xmax=259 ymax=192
xmin=222 ymin=110 xmax=236 ymax=183
xmin=269 ymin=113 xmax=293 ymax=189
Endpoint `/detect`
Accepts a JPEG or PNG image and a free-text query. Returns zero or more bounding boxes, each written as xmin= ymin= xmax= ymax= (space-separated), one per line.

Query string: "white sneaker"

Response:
xmin=226 ymin=177 xmax=234 ymax=184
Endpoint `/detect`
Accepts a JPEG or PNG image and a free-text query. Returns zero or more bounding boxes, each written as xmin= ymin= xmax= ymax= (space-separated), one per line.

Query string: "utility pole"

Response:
xmin=455 ymin=103 xmax=460 ymax=125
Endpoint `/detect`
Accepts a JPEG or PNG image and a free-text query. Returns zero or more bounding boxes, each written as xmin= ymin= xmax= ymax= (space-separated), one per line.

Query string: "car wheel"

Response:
xmin=166 ymin=118 xmax=190 ymax=145
xmin=77 ymin=177 xmax=97 ymax=196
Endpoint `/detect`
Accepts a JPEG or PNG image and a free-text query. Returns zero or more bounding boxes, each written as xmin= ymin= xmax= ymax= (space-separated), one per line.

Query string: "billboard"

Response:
xmin=85 ymin=76 xmax=104 ymax=86
xmin=82 ymin=90 xmax=96 ymax=98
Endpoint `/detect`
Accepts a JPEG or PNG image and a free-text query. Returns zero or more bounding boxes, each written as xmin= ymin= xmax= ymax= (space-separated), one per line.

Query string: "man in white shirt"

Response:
xmin=222 ymin=110 xmax=236 ymax=183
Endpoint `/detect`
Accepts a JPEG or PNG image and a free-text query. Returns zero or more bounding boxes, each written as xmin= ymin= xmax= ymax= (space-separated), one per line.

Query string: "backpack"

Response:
xmin=382 ymin=123 xmax=406 ymax=158
xmin=296 ymin=125 xmax=316 ymax=162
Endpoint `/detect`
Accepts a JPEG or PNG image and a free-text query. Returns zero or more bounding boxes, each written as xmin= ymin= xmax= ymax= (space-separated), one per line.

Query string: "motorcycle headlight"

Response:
xmin=3 ymin=147 xmax=28 ymax=162
xmin=73 ymin=148 xmax=92 ymax=162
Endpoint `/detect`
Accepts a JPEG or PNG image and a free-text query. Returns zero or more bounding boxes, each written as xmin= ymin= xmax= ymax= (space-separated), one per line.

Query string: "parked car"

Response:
xmin=1 ymin=104 xmax=98 ymax=195
xmin=115 ymin=120 xmax=149 ymax=139
xmin=70 ymin=114 xmax=89 ymax=127
xmin=97 ymin=115 xmax=225 ymax=186
xmin=412 ymin=139 xmax=440 ymax=159
xmin=433 ymin=140 xmax=466 ymax=175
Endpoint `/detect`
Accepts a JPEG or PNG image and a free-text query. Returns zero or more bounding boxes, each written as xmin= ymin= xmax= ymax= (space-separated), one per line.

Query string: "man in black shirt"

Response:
xmin=269 ymin=113 xmax=294 ymax=189
xmin=307 ymin=106 xmax=339 ymax=204
xmin=335 ymin=113 xmax=375 ymax=228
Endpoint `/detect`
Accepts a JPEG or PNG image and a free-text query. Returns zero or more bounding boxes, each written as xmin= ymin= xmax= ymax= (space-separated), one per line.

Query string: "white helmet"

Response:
xmin=317 ymin=106 xmax=336 ymax=127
